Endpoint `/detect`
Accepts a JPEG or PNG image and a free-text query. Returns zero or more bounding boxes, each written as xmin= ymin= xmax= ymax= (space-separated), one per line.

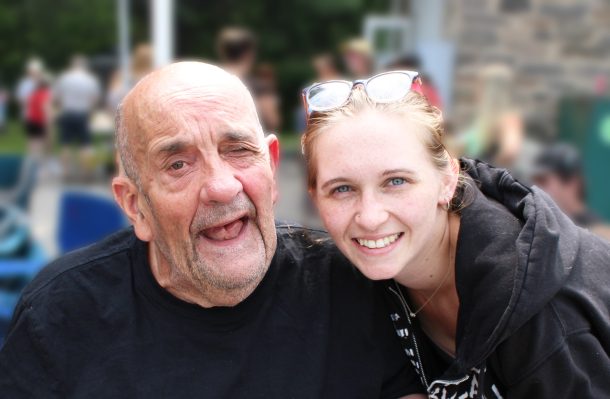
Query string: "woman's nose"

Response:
xmin=354 ymin=193 xmax=389 ymax=231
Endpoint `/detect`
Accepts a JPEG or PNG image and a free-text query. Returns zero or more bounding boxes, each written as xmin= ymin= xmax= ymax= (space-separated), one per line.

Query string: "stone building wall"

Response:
xmin=444 ymin=0 xmax=610 ymax=136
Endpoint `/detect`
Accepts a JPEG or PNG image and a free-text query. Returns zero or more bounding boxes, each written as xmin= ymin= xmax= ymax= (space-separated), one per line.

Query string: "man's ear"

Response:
xmin=265 ymin=134 xmax=280 ymax=204
xmin=112 ymin=176 xmax=153 ymax=242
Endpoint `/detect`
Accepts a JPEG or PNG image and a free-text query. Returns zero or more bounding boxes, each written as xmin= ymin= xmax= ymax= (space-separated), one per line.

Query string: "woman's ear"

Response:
xmin=112 ymin=176 xmax=153 ymax=242
xmin=438 ymin=157 xmax=460 ymax=206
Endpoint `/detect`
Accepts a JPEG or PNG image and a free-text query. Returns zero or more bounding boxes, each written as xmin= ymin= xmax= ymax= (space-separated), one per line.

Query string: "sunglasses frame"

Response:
xmin=301 ymin=70 xmax=420 ymax=119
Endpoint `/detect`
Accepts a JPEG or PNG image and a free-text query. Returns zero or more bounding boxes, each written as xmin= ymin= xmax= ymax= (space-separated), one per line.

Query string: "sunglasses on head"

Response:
xmin=301 ymin=70 xmax=421 ymax=119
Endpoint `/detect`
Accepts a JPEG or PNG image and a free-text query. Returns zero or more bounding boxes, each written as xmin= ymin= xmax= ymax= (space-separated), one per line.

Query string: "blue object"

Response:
xmin=0 ymin=243 xmax=46 ymax=319
xmin=0 ymin=205 xmax=29 ymax=258
xmin=0 ymin=155 xmax=38 ymax=211
xmin=0 ymin=236 xmax=47 ymax=346
xmin=58 ymin=190 xmax=128 ymax=254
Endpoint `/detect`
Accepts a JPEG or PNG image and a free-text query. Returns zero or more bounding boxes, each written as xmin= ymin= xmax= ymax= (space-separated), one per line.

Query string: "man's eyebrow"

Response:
xmin=152 ymin=140 xmax=191 ymax=157
xmin=221 ymin=130 xmax=256 ymax=142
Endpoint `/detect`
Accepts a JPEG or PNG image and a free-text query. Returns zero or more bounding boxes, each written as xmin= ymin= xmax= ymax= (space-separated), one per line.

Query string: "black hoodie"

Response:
xmin=385 ymin=159 xmax=610 ymax=398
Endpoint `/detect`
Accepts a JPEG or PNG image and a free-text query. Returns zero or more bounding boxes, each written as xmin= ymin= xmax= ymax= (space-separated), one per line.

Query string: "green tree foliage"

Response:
xmin=0 ymin=0 xmax=386 ymax=126
xmin=0 ymin=0 xmax=116 ymax=84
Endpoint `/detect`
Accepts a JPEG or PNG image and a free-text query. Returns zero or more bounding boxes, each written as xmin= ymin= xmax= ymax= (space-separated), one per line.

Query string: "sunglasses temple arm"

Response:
xmin=301 ymin=91 xmax=312 ymax=126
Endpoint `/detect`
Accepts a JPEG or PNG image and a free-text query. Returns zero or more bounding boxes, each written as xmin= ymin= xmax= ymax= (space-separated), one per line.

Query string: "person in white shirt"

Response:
xmin=54 ymin=55 xmax=101 ymax=180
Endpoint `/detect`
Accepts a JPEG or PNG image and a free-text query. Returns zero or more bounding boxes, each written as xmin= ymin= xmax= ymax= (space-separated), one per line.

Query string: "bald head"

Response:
xmin=116 ymin=61 xmax=262 ymax=185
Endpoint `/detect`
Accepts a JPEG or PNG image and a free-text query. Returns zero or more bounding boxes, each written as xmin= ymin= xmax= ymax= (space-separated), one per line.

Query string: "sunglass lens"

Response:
xmin=366 ymin=73 xmax=414 ymax=103
xmin=307 ymin=81 xmax=352 ymax=112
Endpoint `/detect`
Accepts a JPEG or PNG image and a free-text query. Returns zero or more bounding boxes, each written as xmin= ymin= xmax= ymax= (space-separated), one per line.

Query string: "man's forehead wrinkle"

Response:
xmin=120 ymin=61 xmax=264 ymax=164
xmin=162 ymin=91 xmax=263 ymax=142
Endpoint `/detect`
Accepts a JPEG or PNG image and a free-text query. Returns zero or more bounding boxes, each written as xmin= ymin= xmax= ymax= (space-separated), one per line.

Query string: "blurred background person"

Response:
xmin=457 ymin=63 xmax=540 ymax=181
xmin=250 ymin=63 xmax=281 ymax=133
xmin=459 ymin=63 xmax=523 ymax=166
xmin=216 ymin=26 xmax=257 ymax=83
xmin=216 ymin=27 xmax=281 ymax=133
xmin=24 ymin=72 xmax=52 ymax=159
xmin=106 ymin=43 xmax=153 ymax=114
xmin=0 ymin=78 xmax=8 ymax=133
xmin=53 ymin=54 xmax=101 ymax=181
xmin=15 ymin=58 xmax=44 ymax=131
xmin=340 ymin=37 xmax=374 ymax=79
xmin=312 ymin=53 xmax=341 ymax=82
xmin=531 ymin=142 xmax=610 ymax=241
xmin=386 ymin=54 xmax=443 ymax=110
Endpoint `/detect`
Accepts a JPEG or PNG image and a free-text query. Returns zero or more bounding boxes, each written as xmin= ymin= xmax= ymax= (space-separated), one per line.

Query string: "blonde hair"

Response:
xmin=301 ymin=89 xmax=467 ymax=211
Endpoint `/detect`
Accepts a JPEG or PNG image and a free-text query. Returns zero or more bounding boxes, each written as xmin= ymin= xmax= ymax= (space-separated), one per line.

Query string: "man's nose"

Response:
xmin=354 ymin=192 xmax=389 ymax=231
xmin=199 ymin=163 xmax=243 ymax=204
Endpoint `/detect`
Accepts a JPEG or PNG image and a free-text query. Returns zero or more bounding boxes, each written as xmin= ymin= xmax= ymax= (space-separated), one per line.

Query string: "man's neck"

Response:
xmin=147 ymin=244 xmax=259 ymax=308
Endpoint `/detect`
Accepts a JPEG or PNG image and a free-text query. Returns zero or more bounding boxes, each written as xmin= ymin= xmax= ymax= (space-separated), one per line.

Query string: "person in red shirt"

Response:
xmin=25 ymin=75 xmax=52 ymax=158
xmin=386 ymin=54 xmax=443 ymax=109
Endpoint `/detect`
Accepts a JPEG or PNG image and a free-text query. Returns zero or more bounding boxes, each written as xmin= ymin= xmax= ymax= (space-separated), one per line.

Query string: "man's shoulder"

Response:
xmin=274 ymin=222 xmax=369 ymax=283
xmin=276 ymin=223 xmax=331 ymax=244
xmin=21 ymin=228 xmax=138 ymax=304
xmin=275 ymin=222 xmax=340 ymax=261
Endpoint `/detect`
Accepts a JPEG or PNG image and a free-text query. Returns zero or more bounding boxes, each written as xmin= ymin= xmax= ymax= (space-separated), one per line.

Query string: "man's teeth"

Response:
xmin=202 ymin=218 xmax=244 ymax=241
xmin=356 ymin=234 xmax=400 ymax=249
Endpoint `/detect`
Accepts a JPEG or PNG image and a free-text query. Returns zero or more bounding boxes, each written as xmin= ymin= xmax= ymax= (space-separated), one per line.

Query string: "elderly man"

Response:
xmin=0 ymin=62 xmax=426 ymax=398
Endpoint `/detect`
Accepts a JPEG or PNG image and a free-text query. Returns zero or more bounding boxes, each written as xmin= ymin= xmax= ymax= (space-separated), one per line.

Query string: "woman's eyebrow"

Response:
xmin=321 ymin=177 xmax=349 ymax=191
xmin=381 ymin=168 xmax=416 ymax=176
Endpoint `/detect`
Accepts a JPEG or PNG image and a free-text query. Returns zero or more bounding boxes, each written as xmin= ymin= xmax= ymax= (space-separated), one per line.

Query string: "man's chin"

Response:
xmin=191 ymin=262 xmax=269 ymax=307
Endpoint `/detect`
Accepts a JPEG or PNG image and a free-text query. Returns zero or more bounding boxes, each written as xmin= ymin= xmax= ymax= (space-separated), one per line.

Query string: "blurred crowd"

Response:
xmin=1 ymin=25 xmax=609 ymax=256
xmin=3 ymin=44 xmax=154 ymax=183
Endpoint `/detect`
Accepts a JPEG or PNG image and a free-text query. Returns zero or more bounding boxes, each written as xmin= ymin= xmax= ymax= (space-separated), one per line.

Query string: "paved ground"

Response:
xmin=30 ymin=151 xmax=320 ymax=260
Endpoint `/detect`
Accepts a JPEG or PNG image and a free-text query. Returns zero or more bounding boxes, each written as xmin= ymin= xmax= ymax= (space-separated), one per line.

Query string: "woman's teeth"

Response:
xmin=356 ymin=233 xmax=400 ymax=249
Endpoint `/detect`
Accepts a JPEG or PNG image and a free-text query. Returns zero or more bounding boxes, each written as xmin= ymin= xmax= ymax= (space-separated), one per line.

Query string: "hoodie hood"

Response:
xmin=453 ymin=159 xmax=581 ymax=371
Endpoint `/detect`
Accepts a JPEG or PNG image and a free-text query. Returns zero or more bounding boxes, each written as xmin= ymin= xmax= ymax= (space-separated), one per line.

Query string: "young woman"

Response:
xmin=301 ymin=71 xmax=610 ymax=398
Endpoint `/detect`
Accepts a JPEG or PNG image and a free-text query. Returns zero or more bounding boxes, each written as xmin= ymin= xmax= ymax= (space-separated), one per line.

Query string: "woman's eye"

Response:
xmin=334 ymin=185 xmax=351 ymax=193
xmin=170 ymin=161 xmax=185 ymax=170
xmin=389 ymin=177 xmax=406 ymax=186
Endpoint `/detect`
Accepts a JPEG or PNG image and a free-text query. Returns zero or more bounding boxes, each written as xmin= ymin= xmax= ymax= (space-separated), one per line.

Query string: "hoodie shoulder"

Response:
xmin=455 ymin=159 xmax=584 ymax=367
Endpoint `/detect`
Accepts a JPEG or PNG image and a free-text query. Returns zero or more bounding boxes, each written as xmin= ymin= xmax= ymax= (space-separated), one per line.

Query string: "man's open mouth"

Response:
xmin=199 ymin=216 xmax=249 ymax=241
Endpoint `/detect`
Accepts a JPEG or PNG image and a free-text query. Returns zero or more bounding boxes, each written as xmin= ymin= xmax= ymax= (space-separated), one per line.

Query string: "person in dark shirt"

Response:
xmin=531 ymin=142 xmax=610 ymax=241
xmin=0 ymin=61 xmax=426 ymax=398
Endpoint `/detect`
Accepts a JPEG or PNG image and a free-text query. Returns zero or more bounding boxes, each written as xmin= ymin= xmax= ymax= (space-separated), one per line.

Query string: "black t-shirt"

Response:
xmin=0 ymin=226 xmax=424 ymax=398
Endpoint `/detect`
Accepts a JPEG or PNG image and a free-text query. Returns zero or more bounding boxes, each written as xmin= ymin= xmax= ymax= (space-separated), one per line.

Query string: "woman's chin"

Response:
xmin=354 ymin=262 xmax=400 ymax=281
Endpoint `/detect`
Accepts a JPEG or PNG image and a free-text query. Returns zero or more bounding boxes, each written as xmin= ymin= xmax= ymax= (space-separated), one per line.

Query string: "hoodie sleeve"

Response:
xmin=491 ymin=301 xmax=610 ymax=398
xmin=503 ymin=331 xmax=610 ymax=397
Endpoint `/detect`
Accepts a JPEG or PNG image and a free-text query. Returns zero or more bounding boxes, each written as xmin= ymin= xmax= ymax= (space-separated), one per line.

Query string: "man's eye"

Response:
xmin=170 ymin=161 xmax=185 ymax=170
xmin=334 ymin=185 xmax=351 ymax=193
xmin=229 ymin=146 xmax=252 ymax=155
xmin=389 ymin=178 xmax=406 ymax=186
